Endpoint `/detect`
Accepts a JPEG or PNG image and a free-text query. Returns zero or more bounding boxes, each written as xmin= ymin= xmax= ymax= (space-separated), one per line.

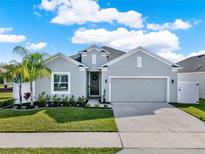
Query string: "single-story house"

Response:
xmin=33 ymin=45 xmax=179 ymax=103
xmin=0 ymin=67 xmax=7 ymax=88
xmin=177 ymin=54 xmax=205 ymax=99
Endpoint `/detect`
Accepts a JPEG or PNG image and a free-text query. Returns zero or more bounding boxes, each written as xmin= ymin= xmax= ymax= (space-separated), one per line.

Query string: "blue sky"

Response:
xmin=0 ymin=0 xmax=205 ymax=63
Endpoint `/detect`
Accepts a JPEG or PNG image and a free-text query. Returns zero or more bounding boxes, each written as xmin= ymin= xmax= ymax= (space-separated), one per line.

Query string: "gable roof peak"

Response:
xmin=79 ymin=44 xmax=110 ymax=53
xmin=44 ymin=52 xmax=88 ymax=68
xmin=101 ymin=46 xmax=179 ymax=68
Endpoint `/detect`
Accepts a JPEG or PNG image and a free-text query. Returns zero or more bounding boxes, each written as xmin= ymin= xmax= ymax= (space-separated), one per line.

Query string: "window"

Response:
xmin=51 ymin=72 xmax=70 ymax=94
xmin=92 ymin=54 xmax=96 ymax=65
xmin=137 ymin=57 xmax=142 ymax=68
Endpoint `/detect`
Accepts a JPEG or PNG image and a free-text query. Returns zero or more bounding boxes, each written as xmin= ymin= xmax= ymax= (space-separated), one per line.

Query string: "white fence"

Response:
xmin=178 ymin=81 xmax=199 ymax=104
xmin=13 ymin=82 xmax=35 ymax=104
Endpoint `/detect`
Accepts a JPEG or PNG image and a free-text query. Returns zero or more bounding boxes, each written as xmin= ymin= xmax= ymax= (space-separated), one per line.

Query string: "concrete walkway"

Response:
xmin=0 ymin=132 xmax=122 ymax=148
xmin=117 ymin=148 xmax=205 ymax=154
xmin=113 ymin=103 xmax=205 ymax=149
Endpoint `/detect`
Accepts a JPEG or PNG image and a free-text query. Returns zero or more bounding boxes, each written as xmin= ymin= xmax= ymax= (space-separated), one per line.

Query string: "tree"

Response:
xmin=9 ymin=62 xmax=25 ymax=104
xmin=13 ymin=46 xmax=50 ymax=105
xmin=0 ymin=61 xmax=25 ymax=104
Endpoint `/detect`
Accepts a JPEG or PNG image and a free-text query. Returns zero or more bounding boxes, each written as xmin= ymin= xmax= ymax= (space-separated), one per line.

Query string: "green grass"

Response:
xmin=0 ymin=107 xmax=117 ymax=132
xmin=171 ymin=99 xmax=205 ymax=121
xmin=0 ymin=91 xmax=12 ymax=100
xmin=0 ymin=148 xmax=121 ymax=154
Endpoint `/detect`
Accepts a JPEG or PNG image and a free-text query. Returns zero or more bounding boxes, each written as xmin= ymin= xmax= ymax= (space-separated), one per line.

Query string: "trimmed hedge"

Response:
xmin=0 ymin=98 xmax=15 ymax=108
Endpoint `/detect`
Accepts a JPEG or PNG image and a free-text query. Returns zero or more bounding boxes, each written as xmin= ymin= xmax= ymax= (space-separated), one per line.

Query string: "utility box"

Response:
xmin=178 ymin=81 xmax=199 ymax=104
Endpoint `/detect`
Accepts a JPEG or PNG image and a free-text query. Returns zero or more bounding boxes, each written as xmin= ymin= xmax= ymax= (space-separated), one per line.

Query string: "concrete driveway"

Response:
xmin=113 ymin=103 xmax=205 ymax=148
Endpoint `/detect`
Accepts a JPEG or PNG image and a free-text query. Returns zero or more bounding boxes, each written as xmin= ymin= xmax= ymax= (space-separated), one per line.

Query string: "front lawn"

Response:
xmin=171 ymin=99 xmax=205 ymax=121
xmin=0 ymin=107 xmax=117 ymax=132
xmin=0 ymin=148 xmax=121 ymax=154
xmin=0 ymin=92 xmax=12 ymax=100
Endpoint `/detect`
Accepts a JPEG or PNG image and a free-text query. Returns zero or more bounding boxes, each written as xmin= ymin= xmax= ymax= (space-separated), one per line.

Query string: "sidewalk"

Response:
xmin=0 ymin=132 xmax=122 ymax=148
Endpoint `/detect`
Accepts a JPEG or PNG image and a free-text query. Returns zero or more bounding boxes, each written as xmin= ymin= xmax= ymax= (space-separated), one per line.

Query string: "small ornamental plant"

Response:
xmin=24 ymin=92 xmax=31 ymax=101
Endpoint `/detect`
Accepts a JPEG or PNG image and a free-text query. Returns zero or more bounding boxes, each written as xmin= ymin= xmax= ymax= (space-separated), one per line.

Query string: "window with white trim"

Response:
xmin=137 ymin=57 xmax=142 ymax=68
xmin=92 ymin=54 xmax=96 ymax=65
xmin=51 ymin=72 xmax=70 ymax=94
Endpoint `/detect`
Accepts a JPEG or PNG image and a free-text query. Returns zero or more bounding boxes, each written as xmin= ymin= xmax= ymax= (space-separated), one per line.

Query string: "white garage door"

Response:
xmin=111 ymin=77 xmax=167 ymax=103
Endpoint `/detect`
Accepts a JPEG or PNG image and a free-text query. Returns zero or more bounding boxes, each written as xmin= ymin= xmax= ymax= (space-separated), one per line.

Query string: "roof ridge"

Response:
xmin=101 ymin=46 xmax=126 ymax=53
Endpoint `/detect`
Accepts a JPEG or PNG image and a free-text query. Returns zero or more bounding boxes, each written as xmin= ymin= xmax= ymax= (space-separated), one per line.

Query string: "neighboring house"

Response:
xmin=34 ymin=45 xmax=179 ymax=103
xmin=177 ymin=54 xmax=205 ymax=99
xmin=0 ymin=67 xmax=7 ymax=88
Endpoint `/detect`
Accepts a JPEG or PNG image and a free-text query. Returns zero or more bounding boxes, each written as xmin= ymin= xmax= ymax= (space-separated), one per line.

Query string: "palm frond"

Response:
xmin=13 ymin=46 xmax=29 ymax=57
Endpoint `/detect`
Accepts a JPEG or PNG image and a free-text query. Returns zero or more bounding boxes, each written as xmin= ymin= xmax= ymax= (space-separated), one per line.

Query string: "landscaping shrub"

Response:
xmin=69 ymin=95 xmax=77 ymax=107
xmin=85 ymin=104 xmax=91 ymax=107
xmin=45 ymin=94 xmax=51 ymax=104
xmin=0 ymin=98 xmax=15 ymax=108
xmin=95 ymin=104 xmax=99 ymax=108
xmin=51 ymin=95 xmax=61 ymax=107
xmin=37 ymin=92 xmax=47 ymax=107
xmin=62 ymin=96 xmax=70 ymax=107
xmin=77 ymin=96 xmax=88 ymax=107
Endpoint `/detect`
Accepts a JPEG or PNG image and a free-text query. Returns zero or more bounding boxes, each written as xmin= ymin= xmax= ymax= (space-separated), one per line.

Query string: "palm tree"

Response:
xmin=0 ymin=62 xmax=25 ymax=104
xmin=9 ymin=62 xmax=25 ymax=104
xmin=13 ymin=46 xmax=50 ymax=105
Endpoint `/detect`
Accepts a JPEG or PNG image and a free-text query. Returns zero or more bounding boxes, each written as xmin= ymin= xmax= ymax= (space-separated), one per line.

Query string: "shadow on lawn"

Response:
xmin=45 ymin=108 xmax=114 ymax=123
xmin=0 ymin=109 xmax=41 ymax=119
xmin=171 ymin=103 xmax=205 ymax=111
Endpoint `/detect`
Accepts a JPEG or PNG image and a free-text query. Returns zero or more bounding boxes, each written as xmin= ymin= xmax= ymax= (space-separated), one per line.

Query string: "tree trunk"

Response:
xmin=30 ymin=81 xmax=33 ymax=106
xmin=19 ymin=83 xmax=22 ymax=105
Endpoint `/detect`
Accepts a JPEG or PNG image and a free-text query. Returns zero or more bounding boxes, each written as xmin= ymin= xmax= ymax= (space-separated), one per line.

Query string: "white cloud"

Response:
xmin=187 ymin=50 xmax=205 ymax=58
xmin=193 ymin=19 xmax=201 ymax=25
xmin=0 ymin=27 xmax=13 ymax=34
xmin=72 ymin=27 xmax=179 ymax=51
xmin=33 ymin=11 xmax=42 ymax=17
xmin=40 ymin=0 xmax=144 ymax=28
xmin=0 ymin=34 xmax=26 ymax=43
xmin=40 ymin=0 xmax=70 ymax=11
xmin=0 ymin=27 xmax=26 ymax=43
xmin=147 ymin=19 xmax=192 ymax=31
xmin=157 ymin=51 xmax=185 ymax=62
xmin=158 ymin=50 xmax=205 ymax=63
xmin=27 ymin=42 xmax=47 ymax=50
xmin=71 ymin=27 xmax=184 ymax=62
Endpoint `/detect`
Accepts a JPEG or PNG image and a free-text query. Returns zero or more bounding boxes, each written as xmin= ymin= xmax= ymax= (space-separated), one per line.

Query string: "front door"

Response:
xmin=89 ymin=72 xmax=100 ymax=97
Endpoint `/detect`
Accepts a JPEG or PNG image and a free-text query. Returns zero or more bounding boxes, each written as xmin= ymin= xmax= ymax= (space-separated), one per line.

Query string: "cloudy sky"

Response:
xmin=0 ymin=0 xmax=205 ymax=63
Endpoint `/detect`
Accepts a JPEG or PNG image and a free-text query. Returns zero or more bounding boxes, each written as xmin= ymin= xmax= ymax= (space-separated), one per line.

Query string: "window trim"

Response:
xmin=92 ymin=54 xmax=97 ymax=65
xmin=51 ymin=72 xmax=71 ymax=94
xmin=137 ymin=56 xmax=142 ymax=68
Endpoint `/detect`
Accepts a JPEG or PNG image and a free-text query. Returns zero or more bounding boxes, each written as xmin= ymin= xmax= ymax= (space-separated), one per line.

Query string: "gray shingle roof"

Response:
xmin=70 ymin=53 xmax=81 ymax=62
xmin=177 ymin=54 xmax=205 ymax=73
xmin=70 ymin=46 xmax=126 ymax=62
xmin=101 ymin=46 xmax=126 ymax=61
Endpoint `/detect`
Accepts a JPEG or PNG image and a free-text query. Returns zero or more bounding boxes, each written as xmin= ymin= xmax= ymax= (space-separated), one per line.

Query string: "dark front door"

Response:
xmin=89 ymin=72 xmax=100 ymax=96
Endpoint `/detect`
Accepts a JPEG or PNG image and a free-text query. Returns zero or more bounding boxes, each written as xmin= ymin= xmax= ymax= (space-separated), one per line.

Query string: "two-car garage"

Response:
xmin=110 ymin=77 xmax=169 ymax=103
xmin=101 ymin=47 xmax=178 ymax=103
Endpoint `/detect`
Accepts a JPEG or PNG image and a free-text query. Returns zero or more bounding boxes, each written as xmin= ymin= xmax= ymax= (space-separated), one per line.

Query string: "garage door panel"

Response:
xmin=111 ymin=78 xmax=167 ymax=103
